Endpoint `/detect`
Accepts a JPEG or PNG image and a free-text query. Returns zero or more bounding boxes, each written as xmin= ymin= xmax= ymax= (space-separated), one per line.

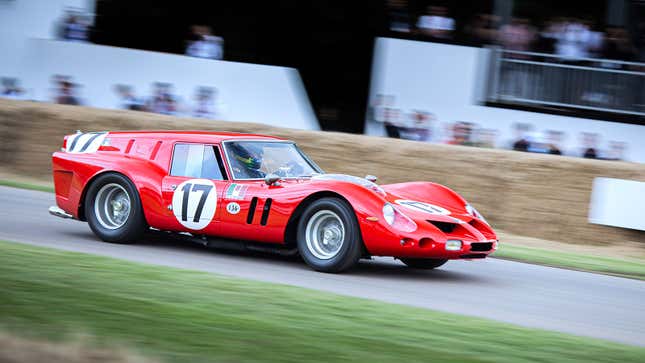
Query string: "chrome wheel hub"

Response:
xmin=305 ymin=210 xmax=345 ymax=260
xmin=94 ymin=183 xmax=131 ymax=230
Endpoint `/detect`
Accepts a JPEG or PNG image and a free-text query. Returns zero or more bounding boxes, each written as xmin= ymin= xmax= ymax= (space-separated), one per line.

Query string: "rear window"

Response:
xmin=170 ymin=143 xmax=227 ymax=180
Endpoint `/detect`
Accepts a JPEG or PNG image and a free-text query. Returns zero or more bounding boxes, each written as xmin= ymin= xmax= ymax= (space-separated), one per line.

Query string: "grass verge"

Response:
xmin=494 ymin=244 xmax=645 ymax=280
xmin=0 ymin=179 xmax=54 ymax=193
xmin=1 ymin=240 xmax=643 ymax=363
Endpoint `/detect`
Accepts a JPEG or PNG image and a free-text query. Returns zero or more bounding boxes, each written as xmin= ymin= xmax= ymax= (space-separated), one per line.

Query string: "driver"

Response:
xmin=229 ymin=143 xmax=266 ymax=179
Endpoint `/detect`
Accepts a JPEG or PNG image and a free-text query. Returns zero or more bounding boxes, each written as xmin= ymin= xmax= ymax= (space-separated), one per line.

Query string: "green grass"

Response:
xmin=495 ymin=244 xmax=645 ymax=280
xmin=0 ymin=179 xmax=54 ymax=193
xmin=1 ymin=240 xmax=643 ymax=363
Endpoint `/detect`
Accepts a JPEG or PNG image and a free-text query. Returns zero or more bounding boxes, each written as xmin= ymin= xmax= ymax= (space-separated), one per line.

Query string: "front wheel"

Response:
xmin=400 ymin=258 xmax=448 ymax=269
xmin=297 ymin=197 xmax=363 ymax=273
xmin=85 ymin=173 xmax=147 ymax=243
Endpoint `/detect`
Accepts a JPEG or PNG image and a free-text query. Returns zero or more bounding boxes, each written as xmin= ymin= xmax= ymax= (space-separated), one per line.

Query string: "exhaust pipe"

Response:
xmin=48 ymin=206 xmax=74 ymax=219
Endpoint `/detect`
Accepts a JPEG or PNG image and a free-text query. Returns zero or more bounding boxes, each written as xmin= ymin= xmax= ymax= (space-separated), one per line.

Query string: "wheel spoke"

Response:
xmin=305 ymin=210 xmax=345 ymax=260
xmin=94 ymin=183 xmax=131 ymax=230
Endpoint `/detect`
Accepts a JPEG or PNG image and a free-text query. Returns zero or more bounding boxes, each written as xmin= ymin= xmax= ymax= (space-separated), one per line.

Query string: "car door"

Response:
xmin=161 ymin=143 xmax=229 ymax=235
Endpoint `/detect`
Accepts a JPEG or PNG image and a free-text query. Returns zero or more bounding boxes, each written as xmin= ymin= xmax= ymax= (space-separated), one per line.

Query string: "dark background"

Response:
xmin=91 ymin=0 xmax=625 ymax=132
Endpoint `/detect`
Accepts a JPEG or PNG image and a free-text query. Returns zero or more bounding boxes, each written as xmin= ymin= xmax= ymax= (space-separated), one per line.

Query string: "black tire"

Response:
xmin=84 ymin=173 xmax=147 ymax=243
xmin=297 ymin=197 xmax=363 ymax=273
xmin=400 ymin=258 xmax=448 ymax=269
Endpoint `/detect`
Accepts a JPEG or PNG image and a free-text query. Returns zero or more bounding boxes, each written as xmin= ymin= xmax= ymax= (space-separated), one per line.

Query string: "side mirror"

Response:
xmin=264 ymin=173 xmax=281 ymax=186
xmin=365 ymin=175 xmax=378 ymax=183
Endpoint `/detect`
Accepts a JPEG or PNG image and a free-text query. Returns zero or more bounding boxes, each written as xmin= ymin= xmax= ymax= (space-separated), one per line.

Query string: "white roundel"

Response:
xmin=172 ymin=179 xmax=217 ymax=230
xmin=395 ymin=200 xmax=451 ymax=215
xmin=226 ymin=202 xmax=241 ymax=215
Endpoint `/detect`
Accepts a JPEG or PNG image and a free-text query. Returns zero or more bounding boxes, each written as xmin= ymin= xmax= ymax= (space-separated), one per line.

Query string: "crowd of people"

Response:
xmin=0 ymin=76 xmax=224 ymax=120
xmin=57 ymin=10 xmax=225 ymax=61
xmin=368 ymin=93 xmax=629 ymax=161
xmin=113 ymin=82 xmax=223 ymax=119
xmin=386 ymin=2 xmax=645 ymax=63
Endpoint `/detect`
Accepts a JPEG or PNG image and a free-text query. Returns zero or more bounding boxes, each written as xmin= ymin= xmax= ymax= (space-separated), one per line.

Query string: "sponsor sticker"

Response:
xmin=226 ymin=202 xmax=241 ymax=215
xmin=395 ymin=200 xmax=451 ymax=215
xmin=225 ymin=183 xmax=248 ymax=200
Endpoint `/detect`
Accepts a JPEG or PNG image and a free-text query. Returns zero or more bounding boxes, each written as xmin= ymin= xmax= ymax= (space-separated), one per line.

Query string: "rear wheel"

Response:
xmin=297 ymin=197 xmax=362 ymax=273
xmin=85 ymin=173 xmax=147 ymax=243
xmin=400 ymin=258 xmax=448 ymax=269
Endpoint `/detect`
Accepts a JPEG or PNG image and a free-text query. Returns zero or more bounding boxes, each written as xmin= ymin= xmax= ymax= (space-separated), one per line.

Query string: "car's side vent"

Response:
xmin=260 ymin=198 xmax=273 ymax=226
xmin=247 ymin=197 xmax=258 ymax=224
xmin=428 ymin=221 xmax=457 ymax=233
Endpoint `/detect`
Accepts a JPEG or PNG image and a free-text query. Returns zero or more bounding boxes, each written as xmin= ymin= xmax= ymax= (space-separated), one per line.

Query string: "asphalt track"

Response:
xmin=1 ymin=186 xmax=644 ymax=346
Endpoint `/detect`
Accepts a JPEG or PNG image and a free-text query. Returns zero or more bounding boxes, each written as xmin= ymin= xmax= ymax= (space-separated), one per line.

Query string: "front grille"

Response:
xmin=459 ymin=253 xmax=487 ymax=259
xmin=428 ymin=220 xmax=457 ymax=233
xmin=470 ymin=242 xmax=493 ymax=252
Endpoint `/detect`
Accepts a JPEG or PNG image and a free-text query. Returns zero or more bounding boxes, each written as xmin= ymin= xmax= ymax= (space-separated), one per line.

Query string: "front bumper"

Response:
xmin=360 ymin=216 xmax=498 ymax=259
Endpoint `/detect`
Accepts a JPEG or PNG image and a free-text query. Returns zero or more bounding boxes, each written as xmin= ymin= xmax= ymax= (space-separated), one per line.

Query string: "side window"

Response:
xmin=171 ymin=144 xmax=227 ymax=180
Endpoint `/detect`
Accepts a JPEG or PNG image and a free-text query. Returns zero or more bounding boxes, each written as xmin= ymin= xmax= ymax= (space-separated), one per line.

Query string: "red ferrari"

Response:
xmin=50 ymin=131 xmax=497 ymax=272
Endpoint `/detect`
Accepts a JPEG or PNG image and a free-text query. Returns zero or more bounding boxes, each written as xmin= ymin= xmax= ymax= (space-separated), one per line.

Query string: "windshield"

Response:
xmin=224 ymin=141 xmax=322 ymax=180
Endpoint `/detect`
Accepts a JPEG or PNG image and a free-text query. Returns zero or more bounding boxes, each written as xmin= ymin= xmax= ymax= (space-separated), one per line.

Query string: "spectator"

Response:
xmin=416 ymin=6 xmax=455 ymax=40
xmin=60 ymin=12 xmax=90 ymax=42
xmin=193 ymin=86 xmax=220 ymax=119
xmin=1 ymin=78 xmax=25 ymax=100
xmin=545 ymin=130 xmax=564 ymax=155
xmin=446 ymin=121 xmax=475 ymax=146
xmin=53 ymin=76 xmax=81 ymax=105
xmin=387 ymin=0 xmax=412 ymax=33
xmin=398 ymin=110 xmax=433 ymax=141
xmin=581 ymin=132 xmax=599 ymax=159
xmin=114 ymin=85 xmax=145 ymax=111
xmin=372 ymin=94 xmax=402 ymax=138
xmin=474 ymin=128 xmax=498 ymax=148
xmin=606 ymin=141 xmax=627 ymax=161
xmin=148 ymin=82 xmax=178 ymax=115
xmin=498 ymin=18 xmax=536 ymax=57
xmin=186 ymin=25 xmax=224 ymax=60
xmin=511 ymin=123 xmax=532 ymax=152
xmin=552 ymin=18 xmax=595 ymax=62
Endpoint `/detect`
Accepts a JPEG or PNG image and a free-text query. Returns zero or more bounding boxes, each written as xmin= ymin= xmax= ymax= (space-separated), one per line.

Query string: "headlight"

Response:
xmin=465 ymin=203 xmax=488 ymax=225
xmin=383 ymin=204 xmax=395 ymax=225
xmin=446 ymin=239 xmax=462 ymax=251
xmin=382 ymin=203 xmax=417 ymax=232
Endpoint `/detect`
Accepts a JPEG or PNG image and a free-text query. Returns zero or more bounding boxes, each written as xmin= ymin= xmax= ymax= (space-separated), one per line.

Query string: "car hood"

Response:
xmin=306 ymin=175 xmax=470 ymax=222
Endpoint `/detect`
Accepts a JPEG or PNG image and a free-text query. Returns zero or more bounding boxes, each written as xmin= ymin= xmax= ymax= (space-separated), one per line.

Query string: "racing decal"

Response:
xmin=225 ymin=183 xmax=248 ymax=200
xmin=171 ymin=179 xmax=217 ymax=230
xmin=395 ymin=200 xmax=451 ymax=215
xmin=226 ymin=202 xmax=241 ymax=215
xmin=66 ymin=132 xmax=108 ymax=153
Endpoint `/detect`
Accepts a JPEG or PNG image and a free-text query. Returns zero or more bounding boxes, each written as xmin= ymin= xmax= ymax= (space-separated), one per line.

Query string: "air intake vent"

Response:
xmin=459 ymin=253 xmax=487 ymax=259
xmin=428 ymin=221 xmax=457 ymax=233
xmin=470 ymin=242 xmax=493 ymax=252
xmin=247 ymin=197 xmax=258 ymax=224
xmin=260 ymin=198 xmax=272 ymax=226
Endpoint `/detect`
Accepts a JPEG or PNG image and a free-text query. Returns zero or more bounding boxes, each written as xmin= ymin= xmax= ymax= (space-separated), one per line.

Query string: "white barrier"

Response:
xmin=15 ymin=39 xmax=319 ymax=130
xmin=366 ymin=37 xmax=645 ymax=162
xmin=589 ymin=178 xmax=645 ymax=231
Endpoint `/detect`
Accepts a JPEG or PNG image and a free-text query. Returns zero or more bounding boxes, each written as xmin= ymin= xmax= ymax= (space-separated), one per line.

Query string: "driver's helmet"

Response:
xmin=230 ymin=142 xmax=263 ymax=171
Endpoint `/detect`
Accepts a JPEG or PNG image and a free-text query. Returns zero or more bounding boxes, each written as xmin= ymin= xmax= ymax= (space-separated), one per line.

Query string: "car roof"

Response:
xmin=105 ymin=130 xmax=286 ymax=143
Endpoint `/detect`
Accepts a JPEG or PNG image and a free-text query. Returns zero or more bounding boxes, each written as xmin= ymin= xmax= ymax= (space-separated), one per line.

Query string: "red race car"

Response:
xmin=50 ymin=131 xmax=497 ymax=272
